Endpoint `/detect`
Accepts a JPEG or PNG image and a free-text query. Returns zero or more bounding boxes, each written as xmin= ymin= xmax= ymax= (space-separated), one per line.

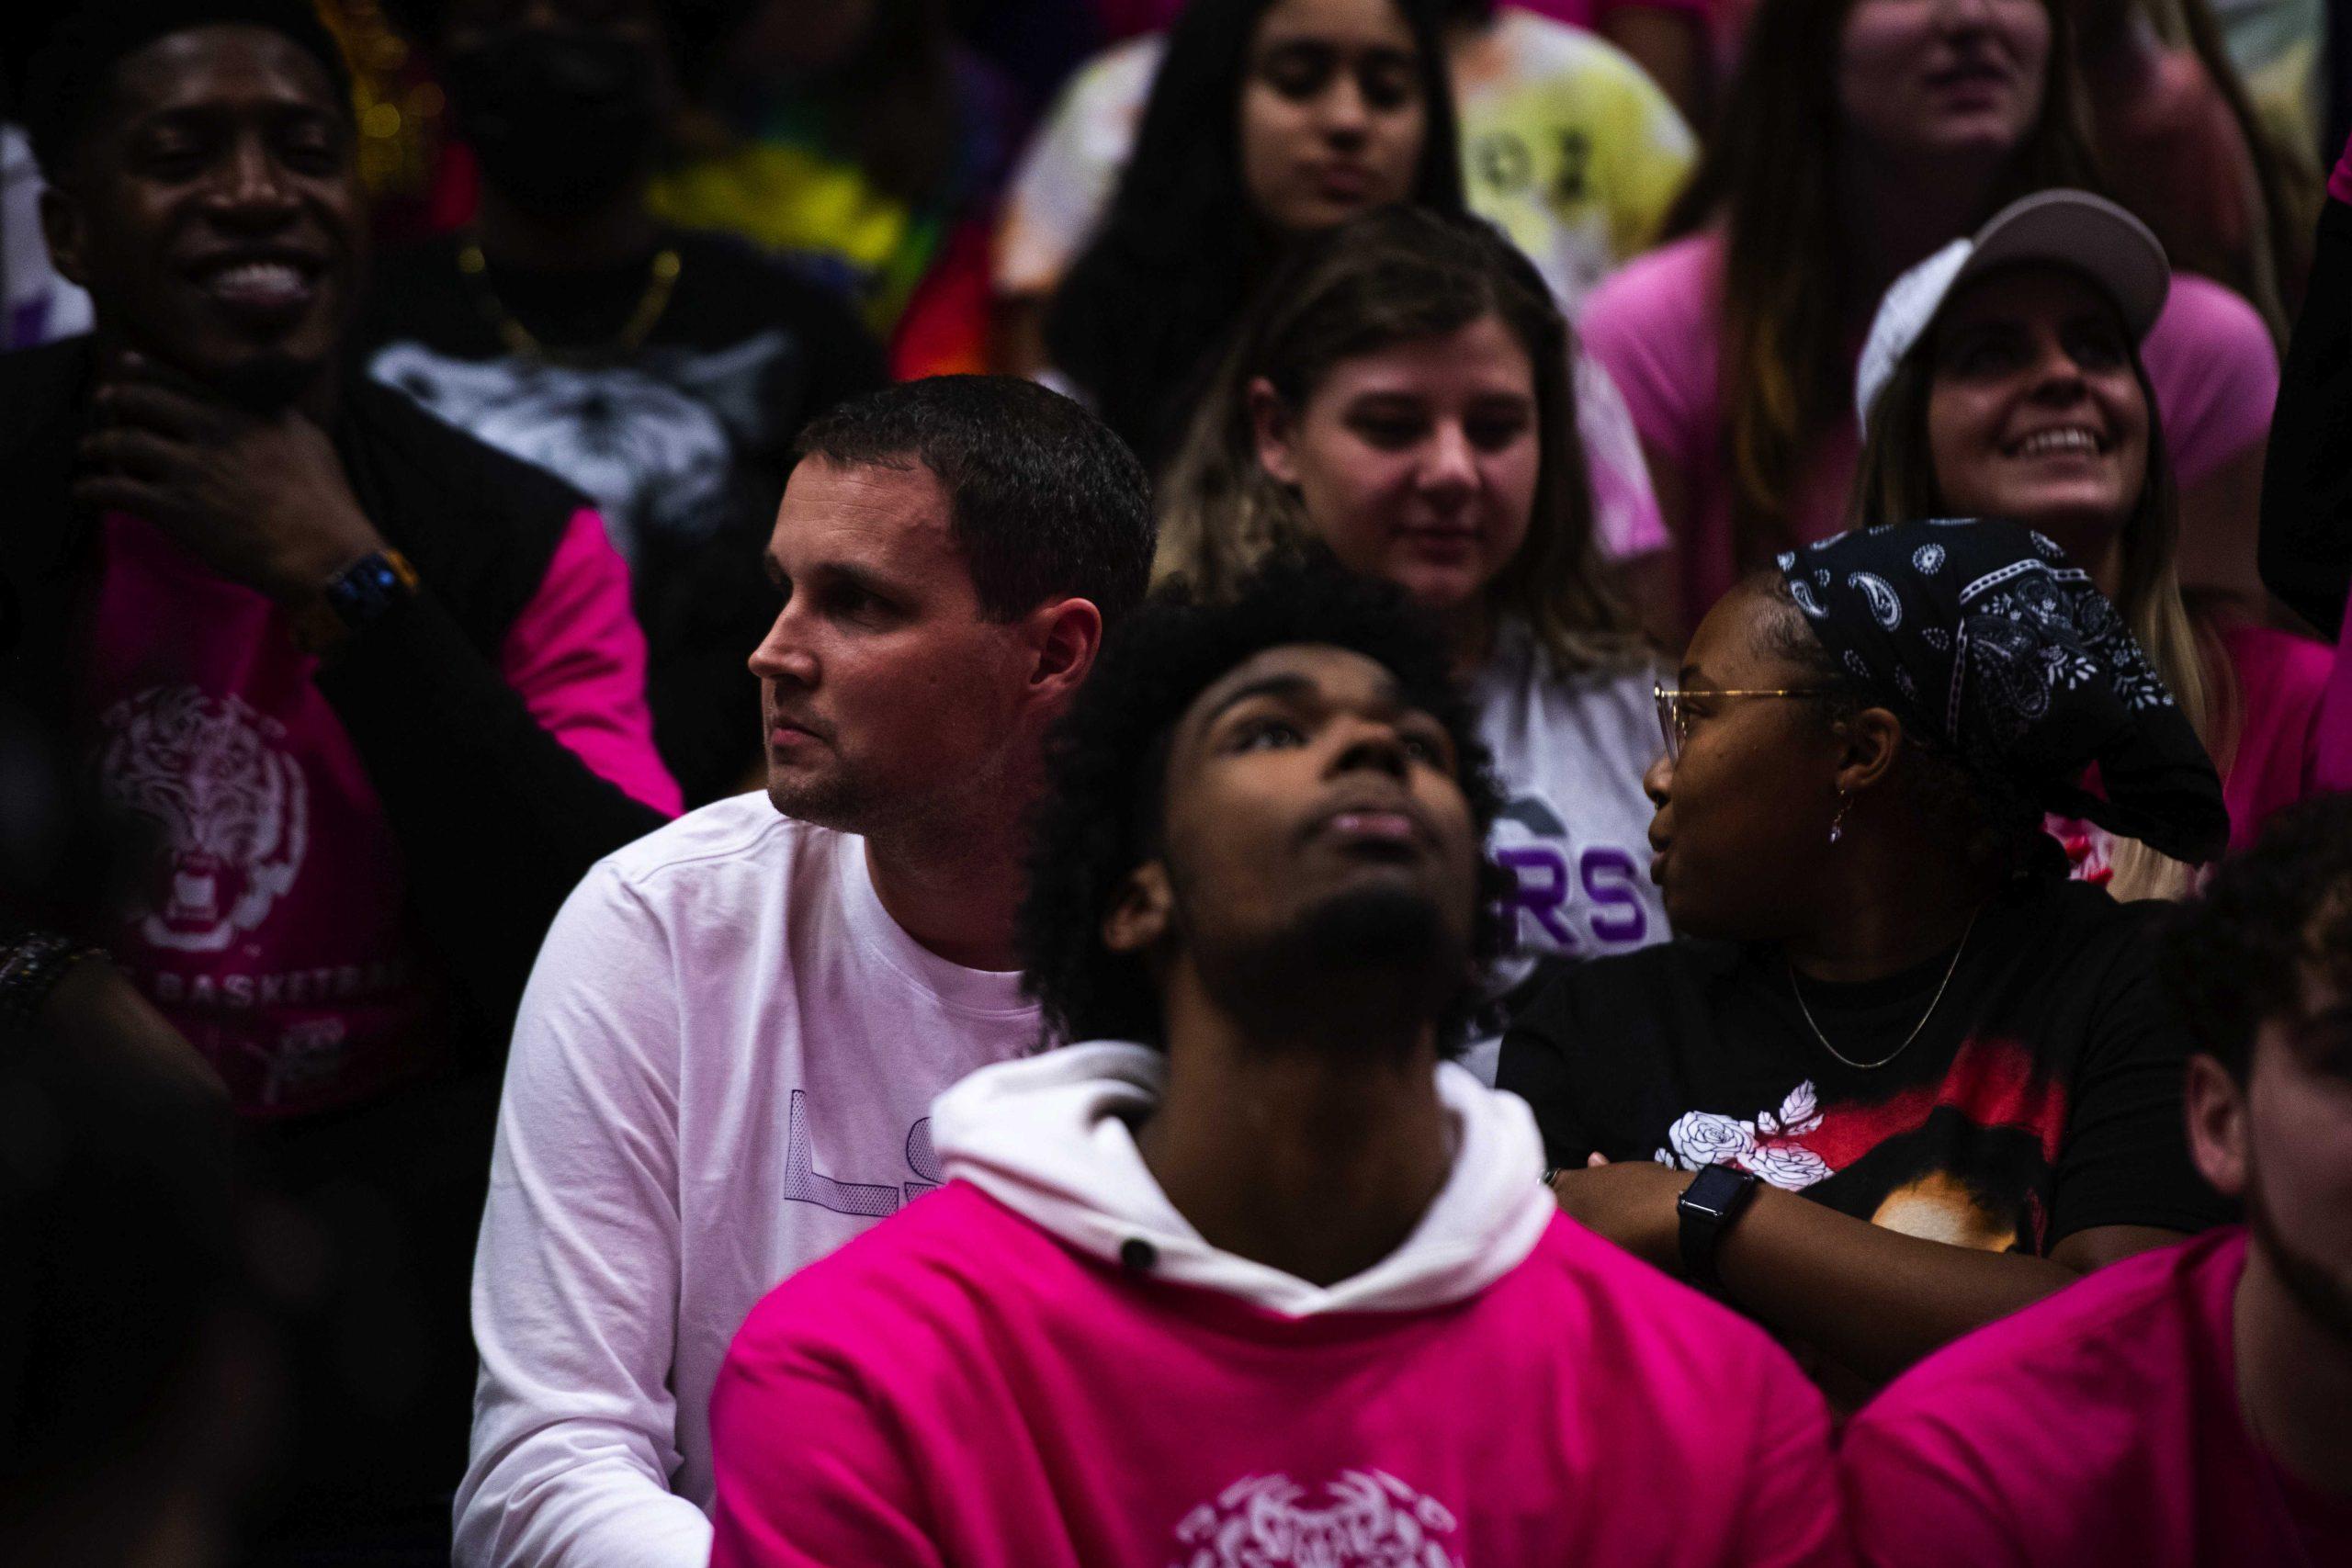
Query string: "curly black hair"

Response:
xmin=1017 ymin=561 xmax=1511 ymax=1054
xmin=2160 ymin=794 xmax=2352 ymax=1081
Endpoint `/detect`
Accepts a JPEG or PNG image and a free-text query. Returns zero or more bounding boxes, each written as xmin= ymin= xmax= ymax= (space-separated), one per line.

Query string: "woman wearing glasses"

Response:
xmin=1154 ymin=204 xmax=1663 ymax=1082
xmin=1498 ymin=515 xmax=2237 ymax=1403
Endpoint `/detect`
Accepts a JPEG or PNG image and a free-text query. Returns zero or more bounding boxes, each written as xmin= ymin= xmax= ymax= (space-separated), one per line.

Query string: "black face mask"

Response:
xmin=446 ymin=30 xmax=661 ymax=218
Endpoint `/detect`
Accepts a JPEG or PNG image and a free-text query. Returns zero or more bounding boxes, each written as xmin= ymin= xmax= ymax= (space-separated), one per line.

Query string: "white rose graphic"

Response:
xmin=1668 ymin=1111 xmax=1756 ymax=1168
xmin=1742 ymin=1144 xmax=1834 ymax=1190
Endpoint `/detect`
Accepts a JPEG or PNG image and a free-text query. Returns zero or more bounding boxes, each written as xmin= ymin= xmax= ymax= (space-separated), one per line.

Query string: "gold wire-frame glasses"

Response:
xmin=1652 ymin=683 xmax=1840 ymax=761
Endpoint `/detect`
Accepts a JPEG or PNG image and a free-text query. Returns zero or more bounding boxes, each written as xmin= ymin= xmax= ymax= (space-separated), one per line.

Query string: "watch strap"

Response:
xmin=292 ymin=547 xmax=418 ymax=655
xmin=1677 ymin=1164 xmax=1761 ymax=1293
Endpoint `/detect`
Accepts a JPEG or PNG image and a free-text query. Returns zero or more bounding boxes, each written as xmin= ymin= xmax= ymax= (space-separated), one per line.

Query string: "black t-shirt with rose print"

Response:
xmin=1498 ymin=872 xmax=2232 ymax=1256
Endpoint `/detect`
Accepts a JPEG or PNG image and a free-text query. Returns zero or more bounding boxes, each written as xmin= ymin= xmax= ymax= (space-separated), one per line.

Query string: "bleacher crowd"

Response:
xmin=1 ymin=1 xmax=2348 ymax=1564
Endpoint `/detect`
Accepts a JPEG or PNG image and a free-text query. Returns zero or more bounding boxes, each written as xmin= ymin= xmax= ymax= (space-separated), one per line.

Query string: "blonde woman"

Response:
xmin=1159 ymin=204 xmax=1660 ymax=1078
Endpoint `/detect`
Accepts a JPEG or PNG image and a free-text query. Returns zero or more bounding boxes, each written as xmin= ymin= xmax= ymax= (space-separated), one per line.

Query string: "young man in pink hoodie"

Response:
xmin=705 ymin=565 xmax=1849 ymax=1568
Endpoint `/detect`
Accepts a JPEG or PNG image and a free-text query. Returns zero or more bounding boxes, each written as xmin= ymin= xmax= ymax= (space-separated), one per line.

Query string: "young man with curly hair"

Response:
xmin=1843 ymin=794 xmax=2352 ymax=1565
xmin=702 ymin=565 xmax=1848 ymax=1568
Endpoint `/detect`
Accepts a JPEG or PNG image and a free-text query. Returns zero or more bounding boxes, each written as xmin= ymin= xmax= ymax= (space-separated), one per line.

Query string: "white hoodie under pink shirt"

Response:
xmin=456 ymin=794 xmax=1041 ymax=1568
xmin=707 ymin=1043 xmax=1851 ymax=1568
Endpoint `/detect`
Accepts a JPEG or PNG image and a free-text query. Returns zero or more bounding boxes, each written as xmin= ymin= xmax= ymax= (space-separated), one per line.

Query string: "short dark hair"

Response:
xmin=795 ymin=375 xmax=1155 ymax=628
xmin=1017 ymin=562 xmax=1510 ymax=1050
xmin=2162 ymin=794 xmax=2352 ymax=1080
xmin=22 ymin=1 xmax=356 ymax=183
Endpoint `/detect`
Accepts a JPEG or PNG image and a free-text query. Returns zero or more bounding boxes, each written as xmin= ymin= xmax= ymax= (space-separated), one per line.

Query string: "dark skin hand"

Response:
xmin=74 ymin=349 xmax=385 ymax=607
xmin=1550 ymin=1155 xmax=2182 ymax=1385
xmin=1556 ymin=577 xmax=2187 ymax=1384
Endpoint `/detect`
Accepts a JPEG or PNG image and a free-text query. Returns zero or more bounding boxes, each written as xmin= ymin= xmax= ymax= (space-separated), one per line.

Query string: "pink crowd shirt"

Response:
xmin=1581 ymin=232 xmax=2280 ymax=624
xmin=1842 ymin=1228 xmax=2352 ymax=1566
xmin=706 ymin=1040 xmax=1849 ymax=1568
xmin=2049 ymin=620 xmax=2332 ymax=884
xmin=83 ymin=509 xmax=676 ymax=1117
xmin=2318 ymin=625 xmax=2352 ymax=792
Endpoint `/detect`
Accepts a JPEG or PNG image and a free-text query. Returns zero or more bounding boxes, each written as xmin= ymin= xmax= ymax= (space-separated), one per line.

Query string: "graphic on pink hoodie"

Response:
xmin=706 ymin=1043 xmax=1852 ymax=1568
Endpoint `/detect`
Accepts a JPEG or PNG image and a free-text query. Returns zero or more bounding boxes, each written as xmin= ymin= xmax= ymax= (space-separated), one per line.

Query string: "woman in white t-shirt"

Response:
xmin=1157 ymin=204 xmax=1667 ymax=1078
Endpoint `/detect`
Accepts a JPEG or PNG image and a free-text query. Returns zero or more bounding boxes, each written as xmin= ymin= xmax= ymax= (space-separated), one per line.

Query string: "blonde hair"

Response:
xmin=1155 ymin=205 xmax=1646 ymax=675
xmin=1849 ymin=328 xmax=2238 ymax=900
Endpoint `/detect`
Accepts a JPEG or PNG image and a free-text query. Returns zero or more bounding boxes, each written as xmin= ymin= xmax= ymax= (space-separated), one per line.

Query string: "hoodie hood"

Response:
xmin=931 ymin=1042 xmax=1556 ymax=1316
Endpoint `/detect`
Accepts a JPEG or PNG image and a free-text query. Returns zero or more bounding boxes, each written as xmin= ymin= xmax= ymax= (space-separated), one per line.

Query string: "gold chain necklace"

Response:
xmin=456 ymin=236 xmax=683 ymax=361
xmin=1786 ymin=903 xmax=1984 ymax=1072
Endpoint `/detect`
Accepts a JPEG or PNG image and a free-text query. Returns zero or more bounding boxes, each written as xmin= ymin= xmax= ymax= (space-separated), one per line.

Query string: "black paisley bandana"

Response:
xmin=1776 ymin=517 xmax=2229 ymax=864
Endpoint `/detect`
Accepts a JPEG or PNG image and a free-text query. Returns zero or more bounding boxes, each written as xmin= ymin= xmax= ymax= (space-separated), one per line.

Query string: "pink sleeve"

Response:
xmin=707 ymin=1309 xmax=946 ymax=1568
xmin=1578 ymin=243 xmax=1719 ymax=482
xmin=1575 ymin=347 xmax=1671 ymax=559
xmin=500 ymin=508 xmax=684 ymax=818
xmin=2141 ymin=276 xmax=2278 ymax=489
xmin=1600 ymin=0 xmax=1713 ymax=17
xmin=1737 ymin=1352 xmax=1857 ymax=1568
xmin=2319 ymin=637 xmax=2352 ymax=792
xmin=2221 ymin=627 xmax=2335 ymax=844
xmin=1840 ymin=1405 xmax=2032 ymax=1568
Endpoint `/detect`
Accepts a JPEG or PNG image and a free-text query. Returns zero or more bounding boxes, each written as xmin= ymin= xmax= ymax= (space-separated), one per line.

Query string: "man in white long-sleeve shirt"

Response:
xmin=455 ymin=374 xmax=1154 ymax=1568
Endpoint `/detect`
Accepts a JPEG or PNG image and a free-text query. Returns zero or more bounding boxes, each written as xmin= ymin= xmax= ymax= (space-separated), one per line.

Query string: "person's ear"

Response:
xmin=2184 ymin=1052 xmax=2249 ymax=1201
xmin=1102 ymin=861 xmax=1173 ymax=956
xmin=1249 ymin=377 xmax=1303 ymax=488
xmin=1833 ymin=705 xmax=1905 ymax=796
xmin=40 ymin=185 xmax=91 ymax=292
xmin=1020 ymin=595 xmax=1102 ymax=711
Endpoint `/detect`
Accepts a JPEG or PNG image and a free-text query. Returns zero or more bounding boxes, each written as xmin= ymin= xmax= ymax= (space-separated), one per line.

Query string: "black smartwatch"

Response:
xmin=1677 ymin=1165 xmax=1761 ymax=1293
xmin=293 ymin=548 xmax=419 ymax=655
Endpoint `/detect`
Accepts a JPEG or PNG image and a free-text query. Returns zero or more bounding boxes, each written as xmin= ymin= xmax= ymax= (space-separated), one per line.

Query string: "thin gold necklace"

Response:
xmin=1786 ymin=904 xmax=1984 ymax=1072
xmin=456 ymin=235 xmax=683 ymax=360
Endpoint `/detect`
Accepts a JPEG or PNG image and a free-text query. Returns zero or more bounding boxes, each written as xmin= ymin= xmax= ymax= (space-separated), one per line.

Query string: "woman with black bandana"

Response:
xmin=1498 ymin=515 xmax=2237 ymax=1402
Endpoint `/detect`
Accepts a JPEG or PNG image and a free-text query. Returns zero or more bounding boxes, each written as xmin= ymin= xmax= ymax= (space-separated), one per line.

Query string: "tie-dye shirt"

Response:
xmin=994 ymin=9 xmax=1695 ymax=317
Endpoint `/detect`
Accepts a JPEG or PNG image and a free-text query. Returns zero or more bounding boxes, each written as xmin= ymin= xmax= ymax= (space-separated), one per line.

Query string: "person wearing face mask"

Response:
xmin=1849 ymin=190 xmax=2331 ymax=900
xmin=1579 ymin=0 xmax=2281 ymax=640
xmin=1157 ymin=206 xmax=1665 ymax=1082
xmin=647 ymin=0 xmax=1023 ymax=379
xmin=1498 ymin=516 xmax=2238 ymax=1404
xmin=360 ymin=0 xmax=886 ymax=805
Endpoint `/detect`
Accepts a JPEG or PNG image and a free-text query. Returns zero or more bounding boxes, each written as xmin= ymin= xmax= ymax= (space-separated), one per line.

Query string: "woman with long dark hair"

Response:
xmin=1045 ymin=0 xmax=1464 ymax=468
xmin=1579 ymin=0 xmax=2278 ymax=637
